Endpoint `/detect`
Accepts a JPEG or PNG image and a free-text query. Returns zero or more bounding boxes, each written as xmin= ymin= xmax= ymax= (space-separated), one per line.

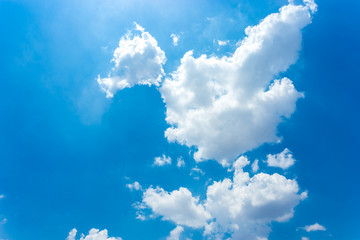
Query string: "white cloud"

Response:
xmin=167 ymin=226 xmax=184 ymax=240
xmin=142 ymin=187 xmax=211 ymax=228
xmin=160 ymin=1 xmax=315 ymax=165
xmin=303 ymin=223 xmax=326 ymax=232
xmin=303 ymin=0 xmax=318 ymax=13
xmin=153 ymin=154 xmax=172 ymax=166
xmin=171 ymin=34 xmax=180 ymax=46
xmin=66 ymin=228 xmax=122 ymax=240
xmin=301 ymin=237 xmax=310 ymax=240
xmin=0 ymin=194 xmax=5 ymax=199
xmin=126 ymin=181 xmax=142 ymax=191
xmin=251 ymin=159 xmax=259 ymax=173
xmin=97 ymin=23 xmax=166 ymax=98
xmin=266 ymin=148 xmax=295 ymax=169
xmin=177 ymin=157 xmax=185 ymax=168
xmin=204 ymin=156 xmax=306 ymax=239
xmin=140 ymin=156 xmax=307 ymax=239
xmin=217 ymin=40 xmax=229 ymax=46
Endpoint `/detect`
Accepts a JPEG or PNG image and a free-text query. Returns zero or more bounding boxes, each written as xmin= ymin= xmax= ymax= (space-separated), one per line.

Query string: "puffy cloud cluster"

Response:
xmin=126 ymin=181 xmax=142 ymax=191
xmin=266 ymin=148 xmax=295 ymax=169
xmin=142 ymin=187 xmax=211 ymax=228
xmin=140 ymin=156 xmax=307 ymax=239
xmin=160 ymin=1 xmax=316 ymax=165
xmin=97 ymin=23 xmax=166 ymax=98
xmin=153 ymin=154 xmax=172 ymax=166
xmin=66 ymin=228 xmax=122 ymax=240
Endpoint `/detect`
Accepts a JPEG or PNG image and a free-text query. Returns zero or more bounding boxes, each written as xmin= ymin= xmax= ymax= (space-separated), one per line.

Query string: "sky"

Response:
xmin=0 ymin=0 xmax=359 ymax=240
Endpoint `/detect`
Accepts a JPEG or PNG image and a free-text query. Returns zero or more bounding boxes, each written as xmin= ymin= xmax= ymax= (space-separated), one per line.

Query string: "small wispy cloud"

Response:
xmin=170 ymin=34 xmax=180 ymax=46
xmin=302 ymin=223 xmax=326 ymax=232
xmin=153 ymin=154 xmax=172 ymax=166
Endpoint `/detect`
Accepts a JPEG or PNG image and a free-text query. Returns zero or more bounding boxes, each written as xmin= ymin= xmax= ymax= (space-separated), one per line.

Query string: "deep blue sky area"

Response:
xmin=0 ymin=0 xmax=359 ymax=240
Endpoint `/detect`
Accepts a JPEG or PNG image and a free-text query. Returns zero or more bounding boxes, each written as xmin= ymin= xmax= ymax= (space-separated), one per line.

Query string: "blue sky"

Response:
xmin=0 ymin=0 xmax=359 ymax=239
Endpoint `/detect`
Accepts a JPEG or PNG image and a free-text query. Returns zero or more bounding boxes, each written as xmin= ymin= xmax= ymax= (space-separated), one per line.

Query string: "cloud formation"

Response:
xmin=140 ymin=156 xmax=307 ymax=239
xmin=170 ymin=34 xmax=180 ymax=46
xmin=160 ymin=1 xmax=316 ymax=165
xmin=176 ymin=157 xmax=185 ymax=168
xmin=266 ymin=148 xmax=295 ymax=169
xmin=167 ymin=226 xmax=184 ymax=240
xmin=66 ymin=228 xmax=122 ymax=240
xmin=126 ymin=181 xmax=142 ymax=191
xmin=142 ymin=187 xmax=211 ymax=228
xmin=303 ymin=222 xmax=326 ymax=232
xmin=153 ymin=154 xmax=172 ymax=166
xmin=98 ymin=23 xmax=166 ymax=98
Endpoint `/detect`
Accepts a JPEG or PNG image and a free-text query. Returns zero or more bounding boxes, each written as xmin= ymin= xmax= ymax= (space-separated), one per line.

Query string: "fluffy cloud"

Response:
xmin=171 ymin=34 xmax=180 ymax=46
xmin=66 ymin=228 xmax=122 ymax=240
xmin=126 ymin=181 xmax=142 ymax=191
xmin=142 ymin=187 xmax=211 ymax=228
xmin=303 ymin=223 xmax=326 ymax=232
xmin=266 ymin=148 xmax=295 ymax=169
xmin=167 ymin=226 xmax=184 ymax=240
xmin=204 ymin=156 xmax=306 ymax=239
xmin=97 ymin=23 xmax=166 ymax=98
xmin=301 ymin=237 xmax=310 ymax=240
xmin=153 ymin=154 xmax=172 ymax=166
xmin=160 ymin=1 xmax=316 ymax=165
xmin=140 ymin=156 xmax=307 ymax=239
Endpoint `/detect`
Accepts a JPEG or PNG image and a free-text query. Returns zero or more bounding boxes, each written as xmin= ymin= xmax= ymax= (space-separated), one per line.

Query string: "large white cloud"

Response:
xmin=97 ymin=23 xmax=166 ymax=98
xmin=66 ymin=228 xmax=122 ymax=240
xmin=160 ymin=1 xmax=316 ymax=165
xmin=140 ymin=156 xmax=307 ymax=239
xmin=204 ymin=156 xmax=307 ymax=239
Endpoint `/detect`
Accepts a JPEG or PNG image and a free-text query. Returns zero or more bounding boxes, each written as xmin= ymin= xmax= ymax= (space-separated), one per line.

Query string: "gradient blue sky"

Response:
xmin=0 ymin=0 xmax=359 ymax=239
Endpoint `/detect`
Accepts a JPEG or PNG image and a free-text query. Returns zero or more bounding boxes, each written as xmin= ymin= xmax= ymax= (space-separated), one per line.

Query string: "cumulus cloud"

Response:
xmin=66 ymin=228 xmax=122 ymax=240
xmin=160 ymin=1 xmax=316 ymax=165
xmin=142 ymin=187 xmax=211 ymax=228
xmin=140 ymin=156 xmax=307 ymax=239
xmin=171 ymin=34 xmax=180 ymax=46
xmin=301 ymin=237 xmax=310 ymax=240
xmin=204 ymin=156 xmax=306 ymax=239
xmin=303 ymin=223 xmax=326 ymax=232
xmin=153 ymin=154 xmax=172 ymax=166
xmin=167 ymin=226 xmax=184 ymax=240
xmin=126 ymin=181 xmax=142 ymax=191
xmin=177 ymin=157 xmax=185 ymax=168
xmin=97 ymin=23 xmax=166 ymax=98
xmin=266 ymin=148 xmax=295 ymax=169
